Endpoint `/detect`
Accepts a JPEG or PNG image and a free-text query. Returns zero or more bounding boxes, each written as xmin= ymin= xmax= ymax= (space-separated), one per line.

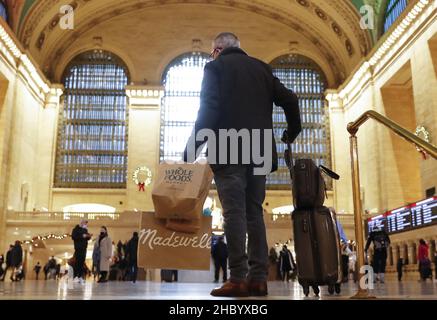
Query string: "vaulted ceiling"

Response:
xmin=13 ymin=0 xmax=374 ymax=87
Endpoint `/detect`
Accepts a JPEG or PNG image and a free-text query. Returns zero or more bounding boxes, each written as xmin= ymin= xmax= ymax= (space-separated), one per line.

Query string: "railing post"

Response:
xmin=349 ymin=133 xmax=376 ymax=299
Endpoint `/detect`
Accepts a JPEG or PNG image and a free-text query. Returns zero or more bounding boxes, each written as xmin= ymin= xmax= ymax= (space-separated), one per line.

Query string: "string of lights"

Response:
xmin=21 ymin=233 xmax=71 ymax=245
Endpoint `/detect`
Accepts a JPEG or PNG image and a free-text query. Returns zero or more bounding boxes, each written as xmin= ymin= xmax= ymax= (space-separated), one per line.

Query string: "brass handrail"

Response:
xmin=347 ymin=110 xmax=437 ymax=158
xmin=347 ymin=110 xmax=436 ymax=299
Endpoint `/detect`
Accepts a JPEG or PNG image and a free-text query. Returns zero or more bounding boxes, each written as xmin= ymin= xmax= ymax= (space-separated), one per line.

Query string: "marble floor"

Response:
xmin=0 ymin=280 xmax=436 ymax=300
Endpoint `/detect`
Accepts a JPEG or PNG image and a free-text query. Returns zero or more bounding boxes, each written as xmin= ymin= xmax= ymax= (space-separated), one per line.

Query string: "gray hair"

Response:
xmin=214 ymin=32 xmax=240 ymax=49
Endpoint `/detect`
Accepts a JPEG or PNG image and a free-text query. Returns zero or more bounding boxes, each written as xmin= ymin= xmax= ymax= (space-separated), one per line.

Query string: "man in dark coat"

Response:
xmin=0 ymin=245 xmax=13 ymax=281
xmin=184 ymin=32 xmax=301 ymax=297
xmin=396 ymin=258 xmax=404 ymax=282
xmin=71 ymin=219 xmax=92 ymax=283
xmin=126 ymin=232 xmax=139 ymax=283
xmin=212 ymin=237 xmax=228 ymax=283
xmin=33 ymin=262 xmax=41 ymax=280
xmin=10 ymin=241 xmax=23 ymax=281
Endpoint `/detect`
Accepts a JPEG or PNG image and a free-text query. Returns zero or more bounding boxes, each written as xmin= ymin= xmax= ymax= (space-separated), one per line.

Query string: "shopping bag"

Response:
xmin=138 ymin=212 xmax=212 ymax=270
xmin=152 ymin=162 xmax=213 ymax=220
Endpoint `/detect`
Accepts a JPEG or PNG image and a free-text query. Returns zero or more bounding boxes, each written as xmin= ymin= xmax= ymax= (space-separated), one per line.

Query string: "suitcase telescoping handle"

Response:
xmin=281 ymin=130 xmax=293 ymax=170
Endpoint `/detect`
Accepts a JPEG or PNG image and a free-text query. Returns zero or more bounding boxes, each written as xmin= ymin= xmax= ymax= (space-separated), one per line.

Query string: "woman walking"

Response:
xmin=97 ymin=227 xmax=112 ymax=283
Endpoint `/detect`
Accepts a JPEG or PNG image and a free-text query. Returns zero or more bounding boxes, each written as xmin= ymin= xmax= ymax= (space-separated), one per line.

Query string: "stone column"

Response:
xmin=125 ymin=86 xmax=164 ymax=212
xmin=407 ymin=241 xmax=416 ymax=266
xmin=325 ymin=91 xmax=352 ymax=214
xmin=401 ymin=242 xmax=409 ymax=264
xmin=41 ymin=85 xmax=63 ymax=211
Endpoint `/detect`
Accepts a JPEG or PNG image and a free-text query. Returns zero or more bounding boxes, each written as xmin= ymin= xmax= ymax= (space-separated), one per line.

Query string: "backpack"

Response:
xmin=373 ymin=233 xmax=389 ymax=250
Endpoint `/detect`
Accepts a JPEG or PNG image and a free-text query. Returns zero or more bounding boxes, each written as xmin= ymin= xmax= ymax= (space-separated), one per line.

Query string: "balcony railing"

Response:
xmin=6 ymin=211 xmax=140 ymax=225
xmin=6 ymin=211 xmax=357 ymax=228
xmin=266 ymin=213 xmax=356 ymax=227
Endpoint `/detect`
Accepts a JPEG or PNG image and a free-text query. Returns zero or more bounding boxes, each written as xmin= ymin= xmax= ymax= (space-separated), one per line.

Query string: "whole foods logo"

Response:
xmin=164 ymin=167 xmax=194 ymax=184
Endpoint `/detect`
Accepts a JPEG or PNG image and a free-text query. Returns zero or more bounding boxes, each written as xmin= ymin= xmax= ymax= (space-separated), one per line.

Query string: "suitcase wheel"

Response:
xmin=335 ymin=283 xmax=341 ymax=294
xmin=312 ymin=286 xmax=320 ymax=296
xmin=303 ymin=286 xmax=310 ymax=297
xmin=328 ymin=284 xmax=335 ymax=295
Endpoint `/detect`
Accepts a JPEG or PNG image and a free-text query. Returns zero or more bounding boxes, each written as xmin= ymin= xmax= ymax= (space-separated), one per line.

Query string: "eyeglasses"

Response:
xmin=209 ymin=47 xmax=223 ymax=58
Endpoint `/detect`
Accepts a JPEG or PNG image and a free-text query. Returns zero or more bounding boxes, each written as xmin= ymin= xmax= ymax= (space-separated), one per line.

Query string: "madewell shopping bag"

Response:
xmin=138 ymin=212 xmax=212 ymax=270
xmin=152 ymin=162 xmax=213 ymax=220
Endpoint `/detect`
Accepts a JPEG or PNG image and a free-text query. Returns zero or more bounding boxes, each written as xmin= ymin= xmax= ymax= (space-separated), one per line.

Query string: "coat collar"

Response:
xmin=219 ymin=47 xmax=248 ymax=57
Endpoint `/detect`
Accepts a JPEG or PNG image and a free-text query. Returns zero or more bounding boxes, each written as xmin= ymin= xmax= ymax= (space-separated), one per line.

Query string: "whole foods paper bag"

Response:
xmin=152 ymin=162 xmax=213 ymax=220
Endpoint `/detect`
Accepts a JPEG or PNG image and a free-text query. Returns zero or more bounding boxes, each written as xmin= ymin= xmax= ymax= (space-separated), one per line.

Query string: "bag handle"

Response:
xmin=282 ymin=129 xmax=340 ymax=181
xmin=319 ymin=165 xmax=340 ymax=180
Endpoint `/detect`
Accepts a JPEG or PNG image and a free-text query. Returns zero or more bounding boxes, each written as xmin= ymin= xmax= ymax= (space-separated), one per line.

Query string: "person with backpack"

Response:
xmin=278 ymin=245 xmax=296 ymax=282
xmin=365 ymin=226 xmax=390 ymax=284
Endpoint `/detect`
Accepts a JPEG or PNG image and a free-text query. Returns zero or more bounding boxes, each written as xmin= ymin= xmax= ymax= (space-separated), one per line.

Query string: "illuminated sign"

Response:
xmin=368 ymin=197 xmax=437 ymax=234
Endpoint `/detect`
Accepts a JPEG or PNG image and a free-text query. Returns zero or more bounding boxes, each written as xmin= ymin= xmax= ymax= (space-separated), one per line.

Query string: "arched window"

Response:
xmin=384 ymin=0 xmax=408 ymax=33
xmin=0 ymin=1 xmax=7 ymax=21
xmin=269 ymin=54 xmax=330 ymax=187
xmin=54 ymin=50 xmax=130 ymax=188
xmin=160 ymin=52 xmax=210 ymax=162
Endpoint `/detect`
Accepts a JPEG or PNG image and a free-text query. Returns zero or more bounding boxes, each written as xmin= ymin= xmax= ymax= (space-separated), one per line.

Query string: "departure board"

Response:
xmin=368 ymin=197 xmax=437 ymax=234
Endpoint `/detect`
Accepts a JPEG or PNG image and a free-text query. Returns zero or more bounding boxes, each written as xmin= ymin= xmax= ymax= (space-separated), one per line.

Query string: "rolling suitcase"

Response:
xmin=282 ymin=130 xmax=342 ymax=296
xmin=292 ymin=207 xmax=342 ymax=296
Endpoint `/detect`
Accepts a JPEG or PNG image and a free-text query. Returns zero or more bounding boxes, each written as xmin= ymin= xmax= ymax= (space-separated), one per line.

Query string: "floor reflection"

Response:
xmin=0 ymin=280 xmax=435 ymax=300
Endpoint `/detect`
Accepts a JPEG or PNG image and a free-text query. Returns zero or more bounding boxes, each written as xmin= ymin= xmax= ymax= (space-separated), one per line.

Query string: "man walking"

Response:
xmin=212 ymin=237 xmax=228 ymax=283
xmin=71 ymin=219 xmax=92 ymax=284
xmin=126 ymin=232 xmax=139 ymax=283
xmin=34 ymin=262 xmax=41 ymax=280
xmin=184 ymin=32 xmax=301 ymax=297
